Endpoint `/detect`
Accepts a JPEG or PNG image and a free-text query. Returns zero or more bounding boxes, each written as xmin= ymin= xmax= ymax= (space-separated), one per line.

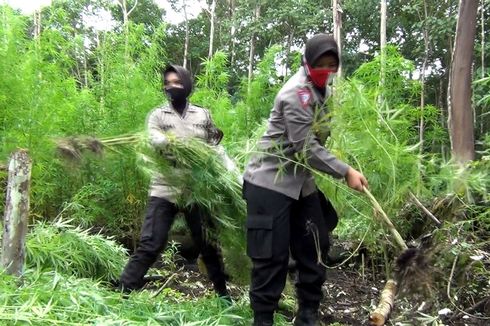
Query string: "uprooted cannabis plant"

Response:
xmin=55 ymin=132 xmax=250 ymax=284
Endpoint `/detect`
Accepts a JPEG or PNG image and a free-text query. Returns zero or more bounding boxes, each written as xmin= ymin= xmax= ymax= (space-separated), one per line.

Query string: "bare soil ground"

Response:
xmin=143 ymin=255 xmax=488 ymax=325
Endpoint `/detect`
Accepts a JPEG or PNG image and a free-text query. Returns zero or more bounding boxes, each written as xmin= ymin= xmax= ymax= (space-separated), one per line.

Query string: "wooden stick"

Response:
xmin=363 ymin=188 xmax=408 ymax=325
xmin=361 ymin=252 xmax=365 ymax=281
xmin=363 ymin=187 xmax=408 ymax=251
xmin=450 ymin=296 xmax=490 ymax=321
xmin=150 ymin=268 xmax=182 ymax=298
xmin=409 ymin=191 xmax=442 ymax=226
xmin=1 ymin=150 xmax=32 ymax=276
xmin=369 ymin=279 xmax=398 ymax=326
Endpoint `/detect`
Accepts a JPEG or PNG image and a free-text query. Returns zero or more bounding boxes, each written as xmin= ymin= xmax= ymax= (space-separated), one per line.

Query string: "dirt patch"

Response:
xmin=143 ymin=256 xmax=487 ymax=325
xmin=147 ymin=257 xmax=373 ymax=325
xmin=144 ymin=258 xmax=244 ymax=301
xmin=320 ymin=268 xmax=379 ymax=325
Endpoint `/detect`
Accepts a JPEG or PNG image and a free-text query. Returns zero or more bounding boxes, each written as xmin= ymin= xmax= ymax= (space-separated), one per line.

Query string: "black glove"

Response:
xmin=208 ymin=127 xmax=224 ymax=146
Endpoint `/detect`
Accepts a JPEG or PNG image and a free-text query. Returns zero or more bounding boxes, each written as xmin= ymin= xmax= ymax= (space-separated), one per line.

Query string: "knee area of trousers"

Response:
xmin=138 ymin=240 xmax=165 ymax=256
xmin=274 ymin=252 xmax=290 ymax=264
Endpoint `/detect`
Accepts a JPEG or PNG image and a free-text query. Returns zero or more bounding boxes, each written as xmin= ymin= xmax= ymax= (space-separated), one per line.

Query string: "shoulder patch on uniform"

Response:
xmin=296 ymin=88 xmax=312 ymax=109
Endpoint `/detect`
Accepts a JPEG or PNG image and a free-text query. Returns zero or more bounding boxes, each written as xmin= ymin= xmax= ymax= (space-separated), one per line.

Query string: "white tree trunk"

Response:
xmin=284 ymin=30 xmax=294 ymax=77
xmin=183 ymin=0 xmax=189 ymax=68
xmin=229 ymin=0 xmax=237 ymax=67
xmin=33 ymin=9 xmax=41 ymax=39
xmin=248 ymin=4 xmax=261 ymax=92
xmin=379 ymin=0 xmax=387 ymax=113
xmin=481 ymin=0 xmax=485 ymax=79
xmin=1 ymin=150 xmax=32 ymax=276
xmin=380 ymin=0 xmax=387 ymax=49
xmin=419 ymin=0 xmax=430 ymax=154
xmin=208 ymin=0 xmax=216 ymax=59
xmin=480 ymin=0 xmax=485 ymax=136
xmin=448 ymin=0 xmax=478 ymax=163
xmin=332 ymin=0 xmax=342 ymax=78
xmin=118 ymin=0 xmax=138 ymax=59
xmin=97 ymin=32 xmax=106 ymax=114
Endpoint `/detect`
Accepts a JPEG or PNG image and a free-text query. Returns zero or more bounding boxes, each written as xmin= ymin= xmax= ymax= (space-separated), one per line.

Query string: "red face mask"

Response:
xmin=304 ymin=61 xmax=336 ymax=88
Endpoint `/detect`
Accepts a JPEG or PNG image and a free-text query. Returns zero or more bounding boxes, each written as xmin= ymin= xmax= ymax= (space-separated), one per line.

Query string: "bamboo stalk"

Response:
xmin=363 ymin=187 xmax=408 ymax=251
xmin=369 ymin=279 xmax=398 ymax=326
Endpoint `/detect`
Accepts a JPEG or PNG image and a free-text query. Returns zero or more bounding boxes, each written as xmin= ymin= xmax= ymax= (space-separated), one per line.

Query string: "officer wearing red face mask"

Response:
xmin=242 ymin=34 xmax=368 ymax=326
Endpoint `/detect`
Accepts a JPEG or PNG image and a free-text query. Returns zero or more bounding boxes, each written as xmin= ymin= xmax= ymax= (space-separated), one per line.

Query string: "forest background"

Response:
xmin=0 ymin=0 xmax=488 ymax=325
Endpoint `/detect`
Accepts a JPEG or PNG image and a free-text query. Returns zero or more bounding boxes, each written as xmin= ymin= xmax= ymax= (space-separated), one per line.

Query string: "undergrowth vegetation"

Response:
xmin=0 ymin=4 xmax=488 ymax=325
xmin=0 ymin=268 xmax=250 ymax=325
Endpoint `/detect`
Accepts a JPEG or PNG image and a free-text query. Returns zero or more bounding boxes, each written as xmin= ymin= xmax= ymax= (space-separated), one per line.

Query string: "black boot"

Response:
xmin=252 ymin=312 xmax=274 ymax=326
xmin=293 ymin=306 xmax=319 ymax=326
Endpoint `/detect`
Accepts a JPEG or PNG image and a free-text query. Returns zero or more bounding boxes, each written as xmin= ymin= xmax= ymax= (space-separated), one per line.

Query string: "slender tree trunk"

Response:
xmin=439 ymin=79 xmax=447 ymax=158
xmin=444 ymin=3 xmax=457 ymax=155
xmin=333 ymin=0 xmax=342 ymax=78
xmin=247 ymin=37 xmax=255 ymax=91
xmin=208 ymin=0 xmax=216 ymax=59
xmin=284 ymin=29 xmax=294 ymax=77
xmin=183 ymin=0 xmax=189 ymax=69
xmin=448 ymin=0 xmax=478 ymax=163
xmin=83 ymin=50 xmax=88 ymax=87
xmin=379 ymin=0 xmax=387 ymax=113
xmin=33 ymin=9 xmax=41 ymax=39
xmin=229 ymin=0 xmax=236 ymax=67
xmin=380 ymin=0 xmax=387 ymax=50
xmin=118 ymin=0 xmax=138 ymax=59
xmin=120 ymin=0 xmax=129 ymax=53
xmin=1 ymin=150 xmax=32 ymax=276
xmin=480 ymin=0 xmax=485 ymax=137
xmin=248 ymin=4 xmax=261 ymax=92
xmin=481 ymin=0 xmax=485 ymax=79
xmin=80 ymin=18 xmax=88 ymax=88
xmin=97 ymin=32 xmax=106 ymax=115
xmin=446 ymin=35 xmax=453 ymax=160
xmin=419 ymin=0 xmax=430 ymax=154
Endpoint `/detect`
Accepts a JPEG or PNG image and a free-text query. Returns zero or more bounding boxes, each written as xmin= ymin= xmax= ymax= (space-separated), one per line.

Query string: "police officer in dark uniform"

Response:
xmin=242 ymin=34 xmax=368 ymax=326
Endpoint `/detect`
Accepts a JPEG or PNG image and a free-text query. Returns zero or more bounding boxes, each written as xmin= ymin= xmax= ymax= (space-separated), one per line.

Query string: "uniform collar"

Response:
xmin=161 ymin=103 xmax=197 ymax=116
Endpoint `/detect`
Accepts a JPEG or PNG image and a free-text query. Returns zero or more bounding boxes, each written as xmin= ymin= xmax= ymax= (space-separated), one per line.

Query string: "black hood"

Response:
xmin=304 ymin=34 xmax=339 ymax=67
xmin=163 ymin=64 xmax=193 ymax=98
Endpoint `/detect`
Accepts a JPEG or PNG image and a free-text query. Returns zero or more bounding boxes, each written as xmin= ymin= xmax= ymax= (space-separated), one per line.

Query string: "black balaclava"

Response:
xmin=303 ymin=34 xmax=339 ymax=96
xmin=163 ymin=64 xmax=193 ymax=114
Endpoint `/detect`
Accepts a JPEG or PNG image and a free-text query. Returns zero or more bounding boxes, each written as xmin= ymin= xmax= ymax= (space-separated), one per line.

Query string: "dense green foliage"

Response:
xmin=0 ymin=0 xmax=489 ymax=324
xmin=0 ymin=268 xmax=251 ymax=325
xmin=25 ymin=219 xmax=127 ymax=281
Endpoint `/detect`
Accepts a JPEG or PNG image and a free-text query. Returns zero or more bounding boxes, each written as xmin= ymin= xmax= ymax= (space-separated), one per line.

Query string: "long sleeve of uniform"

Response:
xmin=147 ymin=109 xmax=168 ymax=148
xmin=281 ymin=93 xmax=349 ymax=178
xmin=203 ymin=109 xmax=224 ymax=145
xmin=203 ymin=111 xmax=241 ymax=182
xmin=216 ymin=144 xmax=243 ymax=184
